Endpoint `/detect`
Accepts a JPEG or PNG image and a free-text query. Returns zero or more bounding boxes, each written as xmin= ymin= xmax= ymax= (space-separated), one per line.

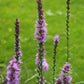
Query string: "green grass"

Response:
xmin=0 ymin=0 xmax=84 ymax=84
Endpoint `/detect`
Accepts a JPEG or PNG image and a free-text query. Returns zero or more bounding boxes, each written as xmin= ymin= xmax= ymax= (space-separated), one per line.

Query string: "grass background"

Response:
xmin=0 ymin=0 xmax=84 ymax=84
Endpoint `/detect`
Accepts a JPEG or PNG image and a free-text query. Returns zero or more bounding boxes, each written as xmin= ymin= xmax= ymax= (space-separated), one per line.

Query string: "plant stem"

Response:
xmin=66 ymin=0 xmax=70 ymax=62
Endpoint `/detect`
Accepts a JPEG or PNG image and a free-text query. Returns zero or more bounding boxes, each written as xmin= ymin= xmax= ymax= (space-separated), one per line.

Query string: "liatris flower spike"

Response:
xmin=6 ymin=58 xmax=20 ymax=84
xmin=35 ymin=0 xmax=48 ymax=83
xmin=35 ymin=1 xmax=47 ymax=43
xmin=6 ymin=18 xmax=22 ymax=84
xmin=35 ymin=48 xmax=49 ymax=71
xmin=35 ymin=0 xmax=48 ymax=69
xmin=61 ymin=62 xmax=72 ymax=84
xmin=53 ymin=35 xmax=59 ymax=84
xmin=14 ymin=18 xmax=22 ymax=63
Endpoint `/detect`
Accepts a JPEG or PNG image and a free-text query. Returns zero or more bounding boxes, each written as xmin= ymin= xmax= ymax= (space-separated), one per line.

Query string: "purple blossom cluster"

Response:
xmin=42 ymin=58 xmax=49 ymax=71
xmin=54 ymin=35 xmax=59 ymax=42
xmin=6 ymin=58 xmax=20 ymax=84
xmin=61 ymin=62 xmax=72 ymax=84
xmin=55 ymin=78 xmax=62 ymax=84
xmin=55 ymin=62 xmax=72 ymax=84
xmin=6 ymin=18 xmax=22 ymax=84
xmin=35 ymin=0 xmax=47 ymax=43
xmin=35 ymin=21 xmax=47 ymax=43
xmin=35 ymin=0 xmax=48 ymax=71
xmin=35 ymin=46 xmax=49 ymax=71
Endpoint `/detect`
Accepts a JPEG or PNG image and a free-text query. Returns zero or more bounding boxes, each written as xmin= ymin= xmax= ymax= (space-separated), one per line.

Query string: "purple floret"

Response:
xmin=35 ymin=46 xmax=49 ymax=71
xmin=54 ymin=35 xmax=59 ymax=42
xmin=42 ymin=58 xmax=49 ymax=71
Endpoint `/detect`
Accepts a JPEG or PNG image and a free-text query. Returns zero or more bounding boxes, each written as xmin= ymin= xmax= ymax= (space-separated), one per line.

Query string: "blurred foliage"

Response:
xmin=0 ymin=0 xmax=84 ymax=83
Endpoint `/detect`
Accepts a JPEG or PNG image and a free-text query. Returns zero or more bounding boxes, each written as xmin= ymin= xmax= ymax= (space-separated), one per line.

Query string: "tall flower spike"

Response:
xmin=53 ymin=35 xmax=59 ymax=84
xmin=35 ymin=0 xmax=48 ymax=83
xmin=6 ymin=18 xmax=22 ymax=84
xmin=14 ymin=18 xmax=22 ymax=63
xmin=61 ymin=62 xmax=72 ymax=84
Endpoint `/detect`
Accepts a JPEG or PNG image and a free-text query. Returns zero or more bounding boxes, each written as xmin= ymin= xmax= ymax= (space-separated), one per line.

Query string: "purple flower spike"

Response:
xmin=6 ymin=58 xmax=20 ymax=84
xmin=54 ymin=35 xmax=59 ymax=42
xmin=35 ymin=49 xmax=48 ymax=71
xmin=35 ymin=0 xmax=48 ymax=83
xmin=53 ymin=35 xmax=59 ymax=84
xmin=35 ymin=0 xmax=47 ymax=43
xmin=55 ymin=62 xmax=72 ymax=84
xmin=14 ymin=18 xmax=22 ymax=62
xmin=6 ymin=18 xmax=22 ymax=84
xmin=61 ymin=62 xmax=72 ymax=84
xmin=55 ymin=78 xmax=62 ymax=84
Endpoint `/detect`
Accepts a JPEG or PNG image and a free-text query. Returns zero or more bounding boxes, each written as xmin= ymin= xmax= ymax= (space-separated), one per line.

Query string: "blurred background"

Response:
xmin=0 ymin=0 xmax=84 ymax=84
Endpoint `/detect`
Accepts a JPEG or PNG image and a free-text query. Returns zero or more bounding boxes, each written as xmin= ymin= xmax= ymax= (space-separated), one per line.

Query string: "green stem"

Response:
xmin=53 ymin=42 xmax=58 ymax=84
xmin=39 ymin=43 xmax=43 ymax=84
xmin=66 ymin=0 xmax=70 ymax=62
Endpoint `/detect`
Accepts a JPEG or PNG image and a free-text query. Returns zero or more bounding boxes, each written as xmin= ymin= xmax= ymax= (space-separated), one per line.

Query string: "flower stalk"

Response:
xmin=14 ymin=18 xmax=22 ymax=63
xmin=6 ymin=18 xmax=22 ymax=84
xmin=53 ymin=35 xmax=59 ymax=84
xmin=61 ymin=62 xmax=72 ymax=84
xmin=6 ymin=58 xmax=20 ymax=84
xmin=35 ymin=0 xmax=48 ymax=83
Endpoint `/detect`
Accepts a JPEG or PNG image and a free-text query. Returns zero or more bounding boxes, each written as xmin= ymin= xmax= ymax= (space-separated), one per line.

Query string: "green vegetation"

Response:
xmin=0 ymin=0 xmax=84 ymax=83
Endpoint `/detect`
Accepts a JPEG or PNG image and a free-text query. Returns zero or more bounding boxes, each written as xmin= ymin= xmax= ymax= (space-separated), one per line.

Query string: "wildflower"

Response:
xmin=42 ymin=59 xmax=49 ymax=71
xmin=6 ymin=58 xmax=20 ymax=84
xmin=54 ymin=35 xmax=59 ymax=42
xmin=53 ymin=35 xmax=59 ymax=84
xmin=55 ymin=78 xmax=62 ymax=84
xmin=14 ymin=18 xmax=22 ymax=62
xmin=35 ymin=0 xmax=48 ymax=83
xmin=6 ymin=18 xmax=22 ymax=84
xmin=61 ymin=62 xmax=72 ymax=84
